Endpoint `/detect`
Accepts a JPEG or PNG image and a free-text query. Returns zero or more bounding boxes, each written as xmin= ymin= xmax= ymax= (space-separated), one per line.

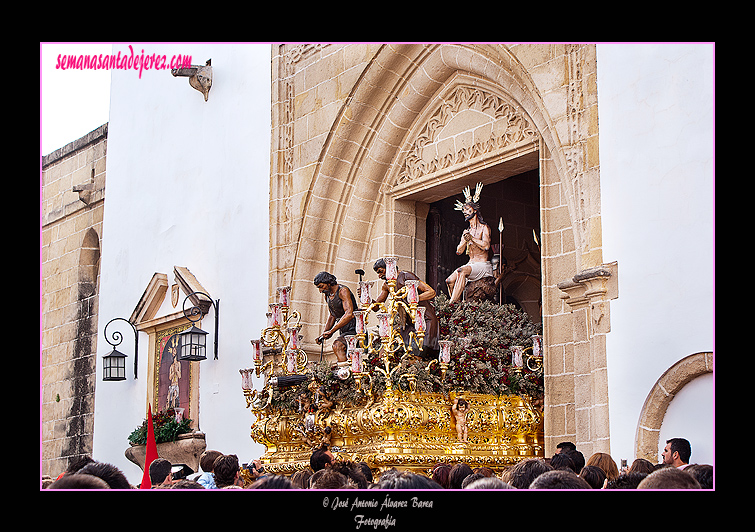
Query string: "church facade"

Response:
xmin=40 ymin=43 xmax=714 ymax=484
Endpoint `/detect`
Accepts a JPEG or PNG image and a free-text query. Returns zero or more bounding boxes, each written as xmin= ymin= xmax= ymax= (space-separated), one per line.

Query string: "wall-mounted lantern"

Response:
xmin=102 ymin=318 xmax=138 ymax=381
xmin=178 ymin=291 xmax=219 ymax=361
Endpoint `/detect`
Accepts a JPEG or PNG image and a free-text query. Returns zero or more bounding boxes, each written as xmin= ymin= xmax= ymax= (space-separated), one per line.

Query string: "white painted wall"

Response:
xmin=596 ymin=43 xmax=715 ymax=466
xmin=94 ymin=44 xmax=272 ymax=485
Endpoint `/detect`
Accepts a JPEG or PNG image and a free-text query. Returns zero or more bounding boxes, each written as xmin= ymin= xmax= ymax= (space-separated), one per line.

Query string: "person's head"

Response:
xmin=250 ymin=474 xmax=294 ymax=489
xmin=65 ymin=455 xmax=95 ymax=474
xmin=48 ymin=473 xmax=111 ymax=489
xmin=331 ymin=460 xmax=369 ymax=489
xmin=628 ymin=458 xmax=655 ymax=475
xmin=431 ymin=464 xmax=451 ymax=489
xmin=637 ymin=467 xmax=700 ymax=489
xmin=373 ymin=259 xmax=387 ymax=279
xmin=684 ymin=464 xmax=713 ymax=489
xmin=556 ymin=441 xmax=577 ymax=454
xmin=356 ymin=462 xmax=374 ymax=484
xmin=213 ymin=454 xmax=241 ymax=488
xmin=374 ymin=471 xmax=442 ymax=489
xmin=504 ymin=458 xmax=552 ymax=489
xmin=529 ymin=469 xmax=592 ymax=489
xmin=448 ymin=462 xmax=474 ymax=489
xmin=309 ymin=468 xmax=350 ymax=489
xmin=585 ymin=452 xmax=620 ymax=481
xmin=170 ymin=479 xmax=205 ymax=489
xmin=149 ymin=458 xmax=173 ymax=486
xmin=310 ymin=445 xmax=335 ymax=472
xmin=605 ymin=472 xmax=648 ymax=489
xmin=76 ymin=461 xmax=132 ymax=489
xmin=564 ymin=449 xmax=585 ymax=474
xmin=461 ymin=202 xmax=482 ymax=223
xmin=578 ymin=465 xmax=606 ymax=489
xmin=550 ymin=452 xmax=576 ymax=473
xmin=463 ymin=476 xmax=514 ymax=489
xmin=662 ymin=438 xmax=691 ymax=467
xmin=313 ymin=271 xmax=338 ymax=294
xmin=461 ymin=472 xmax=485 ymax=488
xmin=290 ymin=468 xmax=314 ymax=489
xmin=199 ymin=450 xmax=223 ymax=473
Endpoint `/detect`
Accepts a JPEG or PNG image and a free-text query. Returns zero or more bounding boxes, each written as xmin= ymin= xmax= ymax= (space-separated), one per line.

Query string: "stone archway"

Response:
xmin=271 ymin=43 xmax=612 ymax=456
xmin=635 ymin=352 xmax=714 ymax=462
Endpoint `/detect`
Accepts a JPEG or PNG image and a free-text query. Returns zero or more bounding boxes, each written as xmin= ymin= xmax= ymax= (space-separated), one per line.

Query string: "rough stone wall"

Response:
xmin=41 ymin=124 xmax=107 ymax=478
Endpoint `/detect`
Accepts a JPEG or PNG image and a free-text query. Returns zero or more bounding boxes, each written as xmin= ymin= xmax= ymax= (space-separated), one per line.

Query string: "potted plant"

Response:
xmin=125 ymin=407 xmax=206 ymax=473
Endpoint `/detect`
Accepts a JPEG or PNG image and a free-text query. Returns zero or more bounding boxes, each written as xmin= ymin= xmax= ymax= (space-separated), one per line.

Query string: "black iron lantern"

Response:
xmin=178 ymin=324 xmax=208 ymax=361
xmin=102 ymin=317 xmax=139 ymax=381
xmin=102 ymin=348 xmax=128 ymax=381
xmin=179 ymin=291 xmax=220 ymax=361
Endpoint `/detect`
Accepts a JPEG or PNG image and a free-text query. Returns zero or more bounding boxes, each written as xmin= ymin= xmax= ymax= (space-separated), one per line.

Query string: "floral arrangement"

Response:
xmin=127 ymin=407 xmax=193 ymax=445
xmin=262 ymin=293 xmax=543 ymax=413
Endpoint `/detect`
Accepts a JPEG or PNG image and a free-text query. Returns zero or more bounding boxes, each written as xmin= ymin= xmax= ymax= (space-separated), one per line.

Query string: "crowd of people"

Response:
xmin=42 ymin=437 xmax=712 ymax=490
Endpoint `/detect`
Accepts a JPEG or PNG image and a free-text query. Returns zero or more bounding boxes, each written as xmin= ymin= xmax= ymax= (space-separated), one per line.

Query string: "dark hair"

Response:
xmin=628 ymin=458 xmax=655 ymax=475
xmin=550 ymin=453 xmax=576 ymax=473
xmin=149 ymin=458 xmax=172 ymax=485
xmin=76 ymin=462 xmax=132 ymax=489
xmin=310 ymin=468 xmax=349 ymax=489
xmin=564 ymin=449 xmax=585 ymax=474
xmin=638 ymin=467 xmax=700 ymax=489
xmin=65 ymin=455 xmax=95 ymax=474
xmin=605 ymin=472 xmax=648 ymax=489
xmin=683 ymin=464 xmax=713 ymax=489
xmin=331 ymin=461 xmax=369 ymax=489
xmin=529 ymin=469 xmax=592 ymax=489
xmin=505 ymin=458 xmax=552 ymax=489
xmin=373 ymin=258 xmax=386 ymax=271
xmin=48 ymin=473 xmax=111 ymax=489
xmin=431 ymin=464 xmax=451 ymax=489
xmin=464 ymin=476 xmax=514 ymax=489
xmin=556 ymin=441 xmax=577 ymax=452
xmin=313 ymin=271 xmax=337 ymax=286
xmin=666 ymin=438 xmax=692 ymax=464
xmin=199 ymin=450 xmax=223 ymax=472
xmin=448 ymin=463 xmax=474 ymax=489
xmin=170 ymin=479 xmax=206 ymax=489
xmin=213 ymin=454 xmax=240 ymax=487
xmin=250 ymin=474 xmax=294 ymax=489
xmin=374 ymin=471 xmax=442 ymax=489
xmin=290 ymin=468 xmax=314 ymax=489
xmin=578 ymin=465 xmax=607 ymax=489
xmin=310 ymin=445 xmax=333 ymax=472
xmin=356 ymin=462 xmax=374 ymax=483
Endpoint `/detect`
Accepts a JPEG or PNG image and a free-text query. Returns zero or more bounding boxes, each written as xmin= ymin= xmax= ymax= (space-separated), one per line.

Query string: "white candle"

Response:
xmin=384 ymin=257 xmax=398 ymax=281
xmin=414 ymin=305 xmax=426 ymax=333
xmin=251 ymin=339 xmax=263 ymax=362
xmin=354 ymin=310 xmax=365 ymax=334
xmin=377 ymin=313 xmax=391 ymax=337
xmin=405 ymin=279 xmax=419 ymax=304
xmin=531 ymin=335 xmax=542 ymax=357
xmin=359 ymin=280 xmax=374 ymax=307
xmin=439 ymin=340 xmax=453 ymax=363
xmin=512 ymin=346 xmax=524 ymax=367
xmin=277 ymin=285 xmax=291 ymax=306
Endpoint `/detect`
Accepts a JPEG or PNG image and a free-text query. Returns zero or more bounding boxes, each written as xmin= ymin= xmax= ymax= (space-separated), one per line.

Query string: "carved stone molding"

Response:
xmin=394 ymin=84 xmax=537 ymax=186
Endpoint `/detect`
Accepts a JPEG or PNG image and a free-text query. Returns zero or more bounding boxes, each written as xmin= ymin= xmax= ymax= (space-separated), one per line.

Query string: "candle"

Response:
xmin=511 ymin=346 xmax=524 ymax=368
xmin=359 ymin=280 xmax=374 ymax=307
xmin=354 ymin=310 xmax=365 ymax=334
xmin=286 ymin=349 xmax=296 ymax=373
xmin=414 ymin=305 xmax=426 ymax=333
xmin=405 ymin=279 xmax=419 ymax=304
xmin=439 ymin=340 xmax=453 ymax=364
xmin=251 ymin=339 xmax=263 ymax=362
xmin=377 ymin=313 xmax=391 ymax=338
xmin=345 ymin=335 xmax=358 ymax=350
xmin=266 ymin=312 xmax=273 ymax=328
xmin=277 ymin=285 xmax=291 ymax=306
xmin=240 ymin=368 xmax=253 ymax=391
xmin=384 ymin=257 xmax=398 ymax=281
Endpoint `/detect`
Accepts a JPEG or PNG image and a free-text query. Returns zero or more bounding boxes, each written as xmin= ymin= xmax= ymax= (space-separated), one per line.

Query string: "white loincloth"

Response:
xmin=466 ymin=261 xmax=494 ymax=282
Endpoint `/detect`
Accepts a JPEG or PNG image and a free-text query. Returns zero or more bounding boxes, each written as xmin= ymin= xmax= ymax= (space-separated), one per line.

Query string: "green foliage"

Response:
xmin=128 ymin=407 xmax=193 ymax=445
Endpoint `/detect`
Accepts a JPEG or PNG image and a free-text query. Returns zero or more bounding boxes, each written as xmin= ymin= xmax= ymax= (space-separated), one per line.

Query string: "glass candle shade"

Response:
xmin=377 ymin=313 xmax=391 ymax=338
xmin=511 ymin=346 xmax=524 ymax=368
xmin=269 ymin=304 xmax=283 ymax=327
xmin=384 ymin=257 xmax=398 ymax=281
xmin=240 ymin=368 xmax=253 ymax=391
xmin=531 ymin=335 xmax=543 ymax=357
xmin=277 ymin=285 xmax=291 ymax=307
xmin=405 ymin=279 xmax=419 ymax=304
xmin=359 ymin=280 xmax=374 ymax=307
xmin=354 ymin=310 xmax=365 ymax=334
xmin=439 ymin=340 xmax=453 ymax=364
xmin=251 ymin=339 xmax=263 ymax=362
xmin=414 ymin=305 xmax=426 ymax=333
xmin=286 ymin=349 xmax=296 ymax=373
xmin=350 ymin=348 xmax=363 ymax=373
xmin=288 ymin=327 xmax=301 ymax=350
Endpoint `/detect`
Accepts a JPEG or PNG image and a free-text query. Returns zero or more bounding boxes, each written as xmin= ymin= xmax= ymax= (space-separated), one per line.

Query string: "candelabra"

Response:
xmin=349 ymin=257 xmax=429 ymax=397
xmin=249 ymin=286 xmax=309 ymax=378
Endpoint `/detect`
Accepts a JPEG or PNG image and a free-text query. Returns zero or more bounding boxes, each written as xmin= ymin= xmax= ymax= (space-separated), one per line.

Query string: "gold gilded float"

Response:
xmin=241 ymin=262 xmax=544 ymax=477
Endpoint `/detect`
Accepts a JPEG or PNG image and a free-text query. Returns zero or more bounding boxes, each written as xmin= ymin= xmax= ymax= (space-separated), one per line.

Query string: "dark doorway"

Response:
xmin=426 ymin=169 xmax=542 ymax=323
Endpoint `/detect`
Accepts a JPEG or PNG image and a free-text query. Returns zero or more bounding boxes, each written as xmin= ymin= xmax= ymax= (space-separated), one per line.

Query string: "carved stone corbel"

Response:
xmin=171 ymin=59 xmax=212 ymax=101
xmin=557 ymin=262 xmax=618 ymax=336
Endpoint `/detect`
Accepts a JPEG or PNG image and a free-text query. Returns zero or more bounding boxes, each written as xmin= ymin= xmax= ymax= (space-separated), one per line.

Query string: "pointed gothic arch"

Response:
xmin=271 ymin=43 xmax=614 ymax=456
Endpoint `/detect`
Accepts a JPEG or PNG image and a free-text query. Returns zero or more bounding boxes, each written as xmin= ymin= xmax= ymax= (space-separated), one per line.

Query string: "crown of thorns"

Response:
xmin=454 ymin=182 xmax=484 ymax=211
